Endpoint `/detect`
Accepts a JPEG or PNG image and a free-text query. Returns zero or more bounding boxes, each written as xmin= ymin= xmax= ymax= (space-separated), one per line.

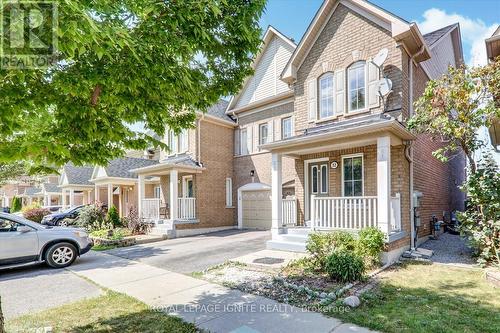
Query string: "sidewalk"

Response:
xmin=68 ymin=251 xmax=375 ymax=333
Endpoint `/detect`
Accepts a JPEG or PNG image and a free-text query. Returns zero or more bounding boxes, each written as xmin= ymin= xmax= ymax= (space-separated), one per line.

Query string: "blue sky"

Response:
xmin=259 ymin=0 xmax=500 ymax=66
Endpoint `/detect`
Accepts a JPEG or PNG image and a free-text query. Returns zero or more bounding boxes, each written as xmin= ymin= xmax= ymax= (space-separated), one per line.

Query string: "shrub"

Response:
xmin=325 ymin=249 xmax=365 ymax=283
xmin=75 ymin=202 xmax=109 ymax=232
xmin=21 ymin=202 xmax=41 ymax=212
xmin=459 ymin=155 xmax=500 ymax=267
xmin=106 ymin=205 xmax=121 ymax=227
xmin=356 ymin=227 xmax=385 ymax=267
xmin=22 ymin=207 xmax=50 ymax=223
xmin=90 ymin=228 xmax=131 ymax=240
xmin=10 ymin=196 xmax=21 ymax=212
xmin=306 ymin=231 xmax=356 ymax=269
xmin=123 ymin=206 xmax=150 ymax=235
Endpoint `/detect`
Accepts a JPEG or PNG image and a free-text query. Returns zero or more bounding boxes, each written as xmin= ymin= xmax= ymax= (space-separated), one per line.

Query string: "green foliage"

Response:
xmin=356 ymin=227 xmax=385 ymax=266
xmin=0 ymin=0 xmax=266 ymax=170
xmin=75 ymin=202 xmax=110 ymax=232
xmin=408 ymin=62 xmax=500 ymax=173
xmin=306 ymin=231 xmax=356 ymax=270
xmin=10 ymin=197 xmax=21 ymax=212
xmin=21 ymin=202 xmax=41 ymax=212
xmin=0 ymin=162 xmax=28 ymax=186
xmin=123 ymin=206 xmax=150 ymax=235
xmin=106 ymin=205 xmax=121 ymax=228
xmin=22 ymin=207 xmax=50 ymax=223
xmin=325 ymin=249 xmax=366 ymax=283
xmin=459 ymin=155 xmax=500 ymax=267
xmin=90 ymin=228 xmax=131 ymax=240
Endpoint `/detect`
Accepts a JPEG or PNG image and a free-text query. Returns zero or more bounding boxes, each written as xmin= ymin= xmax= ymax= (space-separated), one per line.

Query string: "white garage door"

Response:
xmin=241 ymin=190 xmax=272 ymax=230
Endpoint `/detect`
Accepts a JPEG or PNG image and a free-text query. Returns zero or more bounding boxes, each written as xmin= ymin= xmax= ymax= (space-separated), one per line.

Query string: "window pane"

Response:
xmin=348 ymin=62 xmax=366 ymax=112
xmin=344 ymin=158 xmax=352 ymax=180
xmin=353 ymin=157 xmax=362 ymax=180
xmin=354 ymin=181 xmax=363 ymax=196
xmin=259 ymin=124 xmax=268 ymax=145
xmin=321 ymin=165 xmax=328 ymax=193
xmin=357 ymin=89 xmax=365 ymax=109
xmin=241 ymin=130 xmax=248 ymax=155
xmin=282 ymin=117 xmax=292 ymax=139
xmin=312 ymin=166 xmax=318 ymax=193
xmin=344 ymin=181 xmax=353 ymax=196
xmin=319 ymin=74 xmax=334 ymax=119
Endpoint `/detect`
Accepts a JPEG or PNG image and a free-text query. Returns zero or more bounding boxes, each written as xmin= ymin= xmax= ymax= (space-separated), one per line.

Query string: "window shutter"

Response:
xmin=307 ymin=79 xmax=317 ymax=121
xmin=368 ymin=61 xmax=380 ymax=108
xmin=234 ymin=129 xmax=240 ymax=155
xmin=267 ymin=120 xmax=274 ymax=143
xmin=334 ymin=69 xmax=345 ymax=115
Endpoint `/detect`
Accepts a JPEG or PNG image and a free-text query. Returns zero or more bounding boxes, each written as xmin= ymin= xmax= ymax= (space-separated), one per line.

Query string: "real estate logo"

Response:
xmin=0 ymin=0 xmax=58 ymax=69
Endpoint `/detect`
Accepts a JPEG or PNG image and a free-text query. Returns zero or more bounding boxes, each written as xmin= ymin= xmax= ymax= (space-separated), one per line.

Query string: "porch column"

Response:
xmin=118 ymin=186 xmax=123 ymax=217
xmin=138 ymin=175 xmax=145 ymax=218
xmin=271 ymin=153 xmax=283 ymax=236
xmin=377 ymin=136 xmax=392 ymax=235
xmin=95 ymin=185 xmax=99 ymax=202
xmin=87 ymin=190 xmax=92 ymax=204
xmin=107 ymin=184 xmax=113 ymax=208
xmin=170 ymin=170 xmax=178 ymax=220
xmin=69 ymin=189 xmax=75 ymax=208
xmin=61 ymin=190 xmax=66 ymax=208
xmin=43 ymin=195 xmax=48 ymax=207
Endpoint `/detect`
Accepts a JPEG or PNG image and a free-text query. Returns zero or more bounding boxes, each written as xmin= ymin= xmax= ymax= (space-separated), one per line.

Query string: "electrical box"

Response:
xmin=413 ymin=191 xmax=423 ymax=227
xmin=413 ymin=191 xmax=423 ymax=207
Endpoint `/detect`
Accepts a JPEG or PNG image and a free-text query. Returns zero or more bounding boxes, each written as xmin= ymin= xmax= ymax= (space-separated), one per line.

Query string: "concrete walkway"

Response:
xmin=69 ymin=251 xmax=375 ymax=333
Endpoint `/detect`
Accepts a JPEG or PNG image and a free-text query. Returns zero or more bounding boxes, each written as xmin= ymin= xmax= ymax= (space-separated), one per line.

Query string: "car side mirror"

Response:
xmin=17 ymin=226 xmax=32 ymax=233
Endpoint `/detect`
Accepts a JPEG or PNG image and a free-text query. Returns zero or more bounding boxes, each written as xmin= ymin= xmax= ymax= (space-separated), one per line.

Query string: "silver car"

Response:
xmin=0 ymin=212 xmax=93 ymax=269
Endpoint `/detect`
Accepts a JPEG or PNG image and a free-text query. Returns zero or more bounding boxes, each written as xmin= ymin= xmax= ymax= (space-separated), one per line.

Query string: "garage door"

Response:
xmin=241 ymin=190 xmax=271 ymax=230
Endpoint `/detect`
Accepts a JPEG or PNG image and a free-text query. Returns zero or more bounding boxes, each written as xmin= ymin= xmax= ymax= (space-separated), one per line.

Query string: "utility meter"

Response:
xmin=413 ymin=191 xmax=423 ymax=227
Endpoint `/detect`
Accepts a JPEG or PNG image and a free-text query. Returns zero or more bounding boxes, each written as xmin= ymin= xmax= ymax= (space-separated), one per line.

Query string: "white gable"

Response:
xmin=59 ymin=172 xmax=69 ymax=186
xmin=91 ymin=166 xmax=107 ymax=180
xmin=235 ymin=34 xmax=295 ymax=108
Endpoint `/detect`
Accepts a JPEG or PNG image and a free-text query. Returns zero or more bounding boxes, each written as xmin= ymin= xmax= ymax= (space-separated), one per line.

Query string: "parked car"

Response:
xmin=41 ymin=205 xmax=85 ymax=226
xmin=1 ymin=207 xmax=9 ymax=213
xmin=0 ymin=212 xmax=92 ymax=269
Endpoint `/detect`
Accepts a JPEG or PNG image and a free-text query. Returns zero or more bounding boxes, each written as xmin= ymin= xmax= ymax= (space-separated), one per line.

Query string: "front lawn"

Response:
xmin=6 ymin=291 xmax=199 ymax=333
xmin=333 ymin=262 xmax=500 ymax=333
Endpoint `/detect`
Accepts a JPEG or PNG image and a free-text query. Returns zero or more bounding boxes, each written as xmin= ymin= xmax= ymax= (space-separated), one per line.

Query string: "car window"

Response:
xmin=0 ymin=218 xmax=23 ymax=232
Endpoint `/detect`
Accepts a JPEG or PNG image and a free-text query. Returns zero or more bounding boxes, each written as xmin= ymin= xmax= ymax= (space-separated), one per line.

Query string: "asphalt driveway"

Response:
xmin=105 ymin=229 xmax=270 ymax=273
xmin=0 ymin=265 xmax=101 ymax=319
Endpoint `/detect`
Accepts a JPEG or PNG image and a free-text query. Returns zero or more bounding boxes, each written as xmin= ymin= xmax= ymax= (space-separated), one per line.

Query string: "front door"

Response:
xmin=307 ymin=162 xmax=329 ymax=222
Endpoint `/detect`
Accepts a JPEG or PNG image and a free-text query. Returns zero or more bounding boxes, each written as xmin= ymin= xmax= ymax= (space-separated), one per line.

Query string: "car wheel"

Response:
xmin=45 ymin=243 xmax=78 ymax=268
xmin=58 ymin=219 xmax=68 ymax=227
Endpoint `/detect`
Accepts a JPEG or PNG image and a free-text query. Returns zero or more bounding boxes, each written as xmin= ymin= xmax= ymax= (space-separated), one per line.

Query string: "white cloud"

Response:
xmin=417 ymin=8 xmax=498 ymax=66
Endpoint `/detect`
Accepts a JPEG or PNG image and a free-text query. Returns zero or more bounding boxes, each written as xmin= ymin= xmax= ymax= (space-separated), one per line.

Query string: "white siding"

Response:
xmin=422 ymin=34 xmax=456 ymax=79
xmin=235 ymin=35 xmax=294 ymax=108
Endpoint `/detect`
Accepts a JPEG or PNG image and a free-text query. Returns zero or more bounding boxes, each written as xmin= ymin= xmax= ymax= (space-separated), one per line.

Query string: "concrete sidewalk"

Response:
xmin=68 ymin=251 xmax=375 ymax=333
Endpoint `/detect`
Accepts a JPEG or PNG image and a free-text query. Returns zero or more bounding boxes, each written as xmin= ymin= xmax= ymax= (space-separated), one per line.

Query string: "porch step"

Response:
xmin=149 ymin=225 xmax=173 ymax=237
xmin=278 ymin=234 xmax=309 ymax=243
xmin=285 ymin=228 xmax=311 ymax=236
xmin=266 ymin=240 xmax=306 ymax=252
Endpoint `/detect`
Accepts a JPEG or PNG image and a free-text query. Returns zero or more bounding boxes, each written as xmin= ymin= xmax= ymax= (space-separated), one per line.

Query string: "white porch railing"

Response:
xmin=311 ymin=196 xmax=378 ymax=231
xmin=142 ymin=198 xmax=160 ymax=220
xmin=390 ymin=193 xmax=401 ymax=232
xmin=178 ymin=198 xmax=196 ymax=219
xmin=282 ymin=197 xmax=297 ymax=226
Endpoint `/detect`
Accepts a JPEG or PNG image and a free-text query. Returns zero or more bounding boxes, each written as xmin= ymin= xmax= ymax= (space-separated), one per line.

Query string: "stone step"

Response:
xmin=266 ymin=240 xmax=306 ymax=253
xmin=285 ymin=228 xmax=311 ymax=236
xmin=277 ymin=234 xmax=309 ymax=243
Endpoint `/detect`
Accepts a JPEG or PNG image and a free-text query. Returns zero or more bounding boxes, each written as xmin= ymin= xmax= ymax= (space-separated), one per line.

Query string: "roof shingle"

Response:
xmin=63 ymin=163 xmax=94 ymax=186
xmin=423 ymin=24 xmax=457 ymax=47
xmin=105 ymin=157 xmax=159 ymax=179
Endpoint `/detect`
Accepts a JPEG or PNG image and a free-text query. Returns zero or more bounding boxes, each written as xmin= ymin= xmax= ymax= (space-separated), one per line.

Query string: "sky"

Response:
xmin=259 ymin=0 xmax=500 ymax=66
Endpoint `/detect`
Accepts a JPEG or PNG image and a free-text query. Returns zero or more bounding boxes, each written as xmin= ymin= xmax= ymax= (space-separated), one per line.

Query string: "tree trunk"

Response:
xmin=0 ymin=296 xmax=5 ymax=333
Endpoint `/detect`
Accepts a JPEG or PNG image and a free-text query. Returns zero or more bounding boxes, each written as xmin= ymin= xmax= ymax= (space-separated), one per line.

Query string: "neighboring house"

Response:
xmin=59 ymin=163 xmax=95 ymax=208
xmin=229 ymin=0 xmax=465 ymax=262
xmin=40 ymin=183 xmax=62 ymax=207
xmin=90 ymin=157 xmax=159 ymax=217
xmin=485 ymin=26 xmax=500 ymax=154
xmin=0 ymin=177 xmax=34 ymax=207
xmin=132 ymin=100 xmax=236 ymax=237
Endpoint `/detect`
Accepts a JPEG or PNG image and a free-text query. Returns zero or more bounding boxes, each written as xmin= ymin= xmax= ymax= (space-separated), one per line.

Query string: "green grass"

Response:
xmin=91 ymin=244 xmax=118 ymax=251
xmin=6 ymin=291 xmax=199 ymax=333
xmin=332 ymin=262 xmax=500 ymax=333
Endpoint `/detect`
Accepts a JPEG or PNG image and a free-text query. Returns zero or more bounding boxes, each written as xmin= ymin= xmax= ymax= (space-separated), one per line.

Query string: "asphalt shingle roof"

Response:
xmin=161 ymin=154 xmax=201 ymax=168
xmin=63 ymin=163 xmax=94 ymax=186
xmin=205 ymin=99 xmax=233 ymax=122
xmin=24 ymin=187 xmax=42 ymax=196
xmin=43 ymin=183 xmax=61 ymax=193
xmin=105 ymin=157 xmax=159 ymax=179
xmin=423 ymin=24 xmax=457 ymax=47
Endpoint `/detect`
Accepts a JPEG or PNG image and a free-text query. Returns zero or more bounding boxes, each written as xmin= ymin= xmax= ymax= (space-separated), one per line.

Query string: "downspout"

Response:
xmin=197 ymin=116 xmax=202 ymax=164
xmin=407 ymin=45 xmax=426 ymax=250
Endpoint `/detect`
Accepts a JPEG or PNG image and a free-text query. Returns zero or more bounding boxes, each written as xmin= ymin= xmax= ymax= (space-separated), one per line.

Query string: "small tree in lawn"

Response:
xmin=106 ymin=205 xmax=121 ymax=228
xmin=408 ymin=59 xmax=500 ymax=266
xmin=11 ymin=196 xmax=22 ymax=213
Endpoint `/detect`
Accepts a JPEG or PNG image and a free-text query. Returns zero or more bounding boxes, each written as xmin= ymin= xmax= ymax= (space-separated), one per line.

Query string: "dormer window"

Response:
xmin=318 ymin=73 xmax=334 ymax=119
xmin=347 ymin=61 xmax=366 ymax=112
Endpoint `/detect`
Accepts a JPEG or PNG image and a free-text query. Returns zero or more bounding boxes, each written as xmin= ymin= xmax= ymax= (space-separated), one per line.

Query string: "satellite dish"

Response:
xmin=372 ymin=48 xmax=388 ymax=68
xmin=378 ymin=78 xmax=392 ymax=97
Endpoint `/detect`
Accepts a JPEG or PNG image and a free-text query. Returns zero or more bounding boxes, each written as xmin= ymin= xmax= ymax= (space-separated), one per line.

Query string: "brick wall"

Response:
xmin=294 ymin=3 xmax=404 ymax=134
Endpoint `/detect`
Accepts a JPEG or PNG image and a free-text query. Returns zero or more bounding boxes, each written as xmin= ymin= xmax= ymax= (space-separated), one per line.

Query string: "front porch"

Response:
xmin=262 ymin=117 xmax=414 ymax=253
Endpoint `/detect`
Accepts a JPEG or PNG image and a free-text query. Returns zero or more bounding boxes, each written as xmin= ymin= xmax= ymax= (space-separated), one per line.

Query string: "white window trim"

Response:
xmin=341 ymin=153 xmax=364 ymax=197
xmin=167 ymin=129 xmax=188 ymax=157
xmin=258 ymin=123 xmax=269 ymax=146
xmin=225 ymin=178 xmax=233 ymax=207
xmin=320 ymin=164 xmax=328 ymax=194
xmin=281 ymin=116 xmax=293 ymax=140
xmin=240 ymin=128 xmax=249 ymax=156
xmin=347 ymin=62 xmax=368 ymax=114
xmin=318 ymin=72 xmax=335 ymax=120
xmin=304 ymin=157 xmax=329 ymax=221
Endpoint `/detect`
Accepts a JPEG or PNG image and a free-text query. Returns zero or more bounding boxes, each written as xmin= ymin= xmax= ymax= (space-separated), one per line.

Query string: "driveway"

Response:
xmin=0 ymin=265 xmax=101 ymax=319
xmin=105 ymin=229 xmax=270 ymax=273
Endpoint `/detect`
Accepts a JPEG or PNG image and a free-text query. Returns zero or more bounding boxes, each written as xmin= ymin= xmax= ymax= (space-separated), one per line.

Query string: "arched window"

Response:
xmin=347 ymin=61 xmax=366 ymax=112
xmin=318 ymin=72 xmax=334 ymax=119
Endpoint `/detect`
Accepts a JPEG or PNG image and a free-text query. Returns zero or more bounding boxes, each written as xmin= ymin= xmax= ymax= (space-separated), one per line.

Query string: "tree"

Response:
xmin=106 ymin=205 xmax=121 ymax=228
xmin=408 ymin=60 xmax=500 ymax=173
xmin=10 ymin=196 xmax=21 ymax=213
xmin=0 ymin=162 xmax=28 ymax=187
xmin=0 ymin=0 xmax=266 ymax=171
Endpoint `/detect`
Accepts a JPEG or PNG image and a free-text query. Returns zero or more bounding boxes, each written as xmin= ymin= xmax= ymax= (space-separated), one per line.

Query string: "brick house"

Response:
xmin=228 ymin=0 xmax=465 ymax=262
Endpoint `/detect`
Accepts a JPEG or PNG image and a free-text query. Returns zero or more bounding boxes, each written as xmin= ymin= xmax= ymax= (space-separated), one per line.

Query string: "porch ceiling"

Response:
xmin=130 ymin=162 xmax=204 ymax=177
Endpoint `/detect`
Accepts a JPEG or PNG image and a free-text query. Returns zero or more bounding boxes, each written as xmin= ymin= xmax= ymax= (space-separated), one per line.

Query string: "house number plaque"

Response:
xmin=330 ymin=161 xmax=338 ymax=169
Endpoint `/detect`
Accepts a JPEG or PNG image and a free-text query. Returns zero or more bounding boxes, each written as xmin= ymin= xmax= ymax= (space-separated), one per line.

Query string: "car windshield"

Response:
xmin=62 ymin=206 xmax=81 ymax=214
